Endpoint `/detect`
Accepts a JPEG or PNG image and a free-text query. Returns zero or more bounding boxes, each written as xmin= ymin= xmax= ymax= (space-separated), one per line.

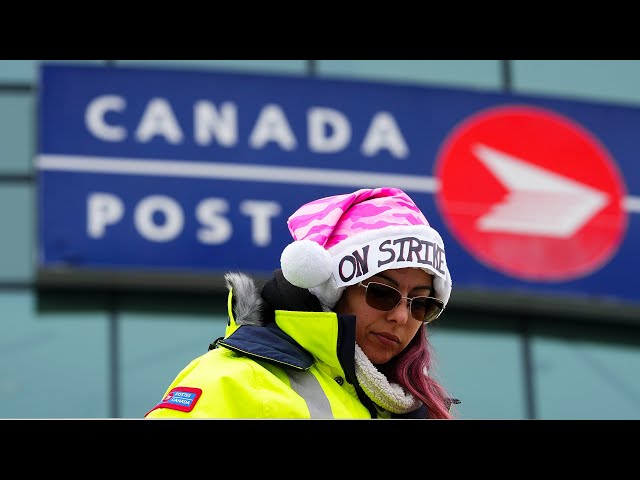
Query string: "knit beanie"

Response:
xmin=280 ymin=187 xmax=452 ymax=310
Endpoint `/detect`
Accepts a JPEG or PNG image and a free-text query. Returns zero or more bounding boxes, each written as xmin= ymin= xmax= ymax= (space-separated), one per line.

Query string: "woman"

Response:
xmin=145 ymin=187 xmax=457 ymax=419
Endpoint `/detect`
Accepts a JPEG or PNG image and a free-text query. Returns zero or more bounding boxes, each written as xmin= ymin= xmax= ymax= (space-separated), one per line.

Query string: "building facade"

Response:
xmin=2 ymin=60 xmax=640 ymax=419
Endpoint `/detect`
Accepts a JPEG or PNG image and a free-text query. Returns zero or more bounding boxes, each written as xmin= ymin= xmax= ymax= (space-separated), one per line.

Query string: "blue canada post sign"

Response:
xmin=36 ymin=63 xmax=640 ymax=314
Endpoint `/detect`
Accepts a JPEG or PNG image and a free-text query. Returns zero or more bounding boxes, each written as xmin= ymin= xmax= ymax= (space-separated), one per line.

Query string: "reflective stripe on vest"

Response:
xmin=286 ymin=369 xmax=334 ymax=419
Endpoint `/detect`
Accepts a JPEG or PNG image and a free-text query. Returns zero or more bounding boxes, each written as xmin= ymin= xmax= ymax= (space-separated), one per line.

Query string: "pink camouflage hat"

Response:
xmin=280 ymin=187 xmax=452 ymax=310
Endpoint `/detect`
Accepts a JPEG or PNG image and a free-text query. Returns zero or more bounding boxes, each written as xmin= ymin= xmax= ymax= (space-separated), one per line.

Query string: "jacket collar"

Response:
xmin=219 ymin=271 xmax=353 ymax=371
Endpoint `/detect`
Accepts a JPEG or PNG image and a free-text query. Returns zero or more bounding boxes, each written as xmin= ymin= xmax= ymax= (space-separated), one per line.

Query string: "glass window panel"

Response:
xmin=430 ymin=311 xmax=527 ymax=419
xmin=119 ymin=293 xmax=227 ymax=418
xmin=0 ymin=185 xmax=34 ymax=282
xmin=0 ymin=60 xmax=105 ymax=84
xmin=317 ymin=60 xmax=502 ymax=89
xmin=0 ymin=94 xmax=34 ymax=175
xmin=532 ymin=323 xmax=640 ymax=419
xmin=0 ymin=290 xmax=109 ymax=418
xmin=513 ymin=60 xmax=640 ymax=106
xmin=114 ymin=60 xmax=307 ymax=75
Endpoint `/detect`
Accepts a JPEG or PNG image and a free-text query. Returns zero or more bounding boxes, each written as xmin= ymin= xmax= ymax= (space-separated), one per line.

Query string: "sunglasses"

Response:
xmin=357 ymin=281 xmax=444 ymax=323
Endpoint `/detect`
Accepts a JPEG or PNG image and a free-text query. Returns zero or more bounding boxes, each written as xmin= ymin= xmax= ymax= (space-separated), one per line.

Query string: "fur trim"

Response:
xmin=224 ymin=272 xmax=265 ymax=326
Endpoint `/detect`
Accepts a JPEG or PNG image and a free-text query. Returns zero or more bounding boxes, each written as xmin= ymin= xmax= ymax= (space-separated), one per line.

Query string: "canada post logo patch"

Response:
xmin=435 ymin=105 xmax=627 ymax=282
xmin=157 ymin=386 xmax=202 ymax=412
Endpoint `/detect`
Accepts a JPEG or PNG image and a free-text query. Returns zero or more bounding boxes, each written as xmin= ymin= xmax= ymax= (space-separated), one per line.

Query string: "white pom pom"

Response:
xmin=281 ymin=239 xmax=332 ymax=288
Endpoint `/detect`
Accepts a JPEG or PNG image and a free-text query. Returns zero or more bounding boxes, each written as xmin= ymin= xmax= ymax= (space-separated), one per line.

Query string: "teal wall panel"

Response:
xmin=0 ymin=94 xmax=33 ymax=175
xmin=0 ymin=185 xmax=34 ymax=282
xmin=513 ymin=60 xmax=640 ymax=105
xmin=317 ymin=60 xmax=503 ymax=89
xmin=114 ymin=59 xmax=307 ymax=75
xmin=0 ymin=290 xmax=109 ymax=418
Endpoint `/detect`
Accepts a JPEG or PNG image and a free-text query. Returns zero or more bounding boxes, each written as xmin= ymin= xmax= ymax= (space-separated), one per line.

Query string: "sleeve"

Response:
xmin=144 ymin=349 xmax=268 ymax=419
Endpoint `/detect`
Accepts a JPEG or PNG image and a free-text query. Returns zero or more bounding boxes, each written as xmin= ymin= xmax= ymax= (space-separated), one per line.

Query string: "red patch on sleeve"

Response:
xmin=145 ymin=386 xmax=202 ymax=416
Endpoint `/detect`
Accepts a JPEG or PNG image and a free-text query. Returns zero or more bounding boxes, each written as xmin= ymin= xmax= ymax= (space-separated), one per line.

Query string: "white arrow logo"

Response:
xmin=472 ymin=143 xmax=610 ymax=238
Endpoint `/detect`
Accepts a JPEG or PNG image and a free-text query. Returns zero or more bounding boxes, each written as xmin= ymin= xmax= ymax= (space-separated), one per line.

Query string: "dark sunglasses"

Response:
xmin=357 ymin=281 xmax=444 ymax=323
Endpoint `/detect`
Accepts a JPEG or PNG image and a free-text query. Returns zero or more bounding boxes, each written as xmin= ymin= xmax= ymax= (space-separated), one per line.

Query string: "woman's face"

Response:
xmin=334 ymin=267 xmax=433 ymax=365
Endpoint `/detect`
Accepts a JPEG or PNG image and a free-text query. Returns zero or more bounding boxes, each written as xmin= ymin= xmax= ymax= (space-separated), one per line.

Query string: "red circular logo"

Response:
xmin=434 ymin=105 xmax=628 ymax=282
